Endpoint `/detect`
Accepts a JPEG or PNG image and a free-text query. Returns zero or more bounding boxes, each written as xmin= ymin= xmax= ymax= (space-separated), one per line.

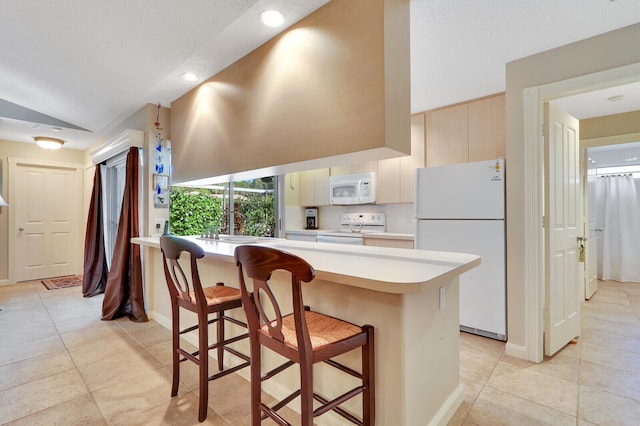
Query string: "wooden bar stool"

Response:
xmin=160 ymin=235 xmax=250 ymax=422
xmin=234 ymin=245 xmax=375 ymax=426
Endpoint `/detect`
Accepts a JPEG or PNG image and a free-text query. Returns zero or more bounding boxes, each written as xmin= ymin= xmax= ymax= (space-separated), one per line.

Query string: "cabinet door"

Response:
xmin=363 ymin=238 xmax=414 ymax=249
xmin=284 ymin=172 xmax=300 ymax=206
xmin=314 ymin=168 xmax=330 ymax=206
xmin=299 ymin=168 xmax=330 ymax=206
xmin=426 ymin=104 xmax=468 ymax=167
xmin=299 ymin=170 xmax=315 ymax=207
xmin=330 ymin=165 xmax=351 ymax=176
xmin=469 ymin=94 xmax=505 ymax=162
xmin=377 ymin=113 xmax=425 ymax=204
xmin=376 ymin=157 xmax=401 ymax=204
xmin=352 ymin=162 xmax=377 ymax=174
xmin=400 ymin=113 xmax=426 ymax=202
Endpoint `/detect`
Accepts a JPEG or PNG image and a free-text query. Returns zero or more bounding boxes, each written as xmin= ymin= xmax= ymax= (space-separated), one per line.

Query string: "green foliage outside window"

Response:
xmin=169 ymin=188 xmax=223 ymax=236
xmin=169 ymin=179 xmax=275 ymax=237
xmin=239 ymin=193 xmax=275 ymax=237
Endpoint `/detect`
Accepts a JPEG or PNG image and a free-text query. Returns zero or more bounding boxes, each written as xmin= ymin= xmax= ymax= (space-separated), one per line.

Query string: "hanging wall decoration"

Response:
xmin=153 ymin=116 xmax=169 ymax=208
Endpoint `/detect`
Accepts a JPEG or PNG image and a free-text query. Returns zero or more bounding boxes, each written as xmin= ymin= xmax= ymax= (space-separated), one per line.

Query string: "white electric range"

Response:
xmin=316 ymin=213 xmax=386 ymax=245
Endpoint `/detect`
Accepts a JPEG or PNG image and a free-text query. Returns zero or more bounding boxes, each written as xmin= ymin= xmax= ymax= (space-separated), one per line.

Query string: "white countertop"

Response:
xmin=132 ymin=235 xmax=479 ymax=294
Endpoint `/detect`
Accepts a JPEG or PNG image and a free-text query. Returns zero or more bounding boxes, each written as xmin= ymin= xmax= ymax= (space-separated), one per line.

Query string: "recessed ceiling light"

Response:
xmin=52 ymin=127 xmax=62 ymax=132
xmin=260 ymin=10 xmax=284 ymax=27
xmin=31 ymin=124 xmax=40 ymax=129
xmin=180 ymin=72 xmax=199 ymax=82
xmin=607 ymin=95 xmax=624 ymax=102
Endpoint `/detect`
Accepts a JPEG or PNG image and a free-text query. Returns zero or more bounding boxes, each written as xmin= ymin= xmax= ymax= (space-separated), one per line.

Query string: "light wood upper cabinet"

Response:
xmin=377 ymin=113 xmax=425 ymax=204
xmin=426 ymin=104 xmax=469 ymax=167
xmin=299 ymin=168 xmax=330 ymax=207
xmin=425 ymin=93 xmax=505 ymax=167
xmin=330 ymin=162 xmax=377 ymax=176
xmin=468 ymin=94 xmax=506 ymax=162
xmin=284 ymin=172 xmax=300 ymax=206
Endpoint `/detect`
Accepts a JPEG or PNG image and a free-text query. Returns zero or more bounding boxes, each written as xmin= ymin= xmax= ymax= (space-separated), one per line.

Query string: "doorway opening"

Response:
xmin=523 ymin=62 xmax=640 ymax=362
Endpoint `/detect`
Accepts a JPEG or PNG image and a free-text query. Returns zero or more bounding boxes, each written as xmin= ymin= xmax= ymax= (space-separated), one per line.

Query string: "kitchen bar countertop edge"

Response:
xmin=132 ymin=236 xmax=479 ymax=294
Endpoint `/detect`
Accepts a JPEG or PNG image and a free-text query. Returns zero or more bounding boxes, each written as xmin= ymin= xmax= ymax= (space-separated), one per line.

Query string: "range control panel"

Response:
xmin=339 ymin=213 xmax=386 ymax=233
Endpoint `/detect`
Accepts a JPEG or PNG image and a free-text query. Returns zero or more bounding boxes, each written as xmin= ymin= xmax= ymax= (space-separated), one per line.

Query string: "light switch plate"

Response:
xmin=439 ymin=286 xmax=445 ymax=310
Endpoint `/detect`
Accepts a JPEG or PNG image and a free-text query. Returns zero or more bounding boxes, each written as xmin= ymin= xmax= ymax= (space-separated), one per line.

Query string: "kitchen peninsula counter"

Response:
xmin=132 ymin=236 xmax=480 ymax=426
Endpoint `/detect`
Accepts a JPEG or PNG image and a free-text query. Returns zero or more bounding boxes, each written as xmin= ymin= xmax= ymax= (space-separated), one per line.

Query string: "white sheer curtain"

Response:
xmin=596 ymin=175 xmax=640 ymax=282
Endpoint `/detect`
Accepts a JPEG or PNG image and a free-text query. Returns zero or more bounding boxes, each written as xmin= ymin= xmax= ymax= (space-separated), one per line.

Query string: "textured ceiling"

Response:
xmin=1 ymin=0 xmax=639 ymax=151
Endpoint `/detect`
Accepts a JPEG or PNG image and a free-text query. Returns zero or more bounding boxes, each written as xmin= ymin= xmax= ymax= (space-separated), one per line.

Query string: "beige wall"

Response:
xmin=581 ymin=110 xmax=640 ymax=140
xmin=170 ymin=0 xmax=410 ymax=184
xmin=505 ymin=23 xmax=640 ymax=349
xmin=0 ymin=141 xmax=85 ymax=283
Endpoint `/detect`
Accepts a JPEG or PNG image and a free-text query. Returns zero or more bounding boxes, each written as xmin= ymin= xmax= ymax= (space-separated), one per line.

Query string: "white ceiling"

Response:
xmin=1 ymin=0 xmax=640 ymax=151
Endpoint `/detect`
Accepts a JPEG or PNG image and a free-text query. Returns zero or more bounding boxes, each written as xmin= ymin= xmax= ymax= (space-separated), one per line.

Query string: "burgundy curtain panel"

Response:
xmin=82 ymin=165 xmax=108 ymax=297
xmin=102 ymin=147 xmax=148 ymax=322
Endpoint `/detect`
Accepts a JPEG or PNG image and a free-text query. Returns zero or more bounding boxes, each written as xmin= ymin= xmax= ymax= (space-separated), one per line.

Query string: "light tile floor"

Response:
xmin=1 ymin=279 xmax=639 ymax=425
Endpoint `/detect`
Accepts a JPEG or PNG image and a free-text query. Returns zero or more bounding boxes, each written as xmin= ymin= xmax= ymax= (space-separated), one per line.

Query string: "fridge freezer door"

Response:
xmin=415 ymin=159 xmax=504 ymax=220
xmin=416 ymin=219 xmax=506 ymax=340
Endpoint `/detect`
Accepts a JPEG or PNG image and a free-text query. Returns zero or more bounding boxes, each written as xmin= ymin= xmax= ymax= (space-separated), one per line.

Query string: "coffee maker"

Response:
xmin=304 ymin=207 xmax=319 ymax=229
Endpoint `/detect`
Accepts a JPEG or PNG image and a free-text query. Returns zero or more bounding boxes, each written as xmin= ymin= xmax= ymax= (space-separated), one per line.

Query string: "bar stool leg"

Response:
xmin=300 ymin=360 xmax=313 ymax=426
xmin=217 ymin=311 xmax=224 ymax=371
xmin=198 ymin=311 xmax=209 ymax=422
xmin=363 ymin=325 xmax=375 ymax=426
xmin=250 ymin=339 xmax=262 ymax=426
xmin=170 ymin=303 xmax=180 ymax=397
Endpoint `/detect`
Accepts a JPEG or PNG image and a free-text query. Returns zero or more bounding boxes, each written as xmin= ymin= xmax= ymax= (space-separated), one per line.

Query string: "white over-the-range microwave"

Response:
xmin=329 ymin=172 xmax=376 ymax=205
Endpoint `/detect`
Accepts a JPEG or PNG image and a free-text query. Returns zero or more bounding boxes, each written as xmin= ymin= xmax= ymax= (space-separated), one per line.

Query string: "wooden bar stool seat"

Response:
xmin=160 ymin=235 xmax=250 ymax=422
xmin=234 ymin=245 xmax=375 ymax=426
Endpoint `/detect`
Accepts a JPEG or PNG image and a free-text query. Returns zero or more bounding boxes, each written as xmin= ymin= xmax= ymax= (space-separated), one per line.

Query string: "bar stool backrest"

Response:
xmin=160 ymin=235 xmax=206 ymax=305
xmin=235 ymin=246 xmax=315 ymax=353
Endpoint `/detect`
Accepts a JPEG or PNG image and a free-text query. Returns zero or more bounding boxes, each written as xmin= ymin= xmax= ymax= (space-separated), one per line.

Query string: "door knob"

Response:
xmin=18 ymin=226 xmax=24 ymax=231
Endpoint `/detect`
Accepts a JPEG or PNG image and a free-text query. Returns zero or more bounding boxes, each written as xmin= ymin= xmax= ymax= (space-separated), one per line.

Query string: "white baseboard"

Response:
xmin=505 ymin=341 xmax=528 ymax=360
xmin=429 ymin=384 xmax=464 ymax=426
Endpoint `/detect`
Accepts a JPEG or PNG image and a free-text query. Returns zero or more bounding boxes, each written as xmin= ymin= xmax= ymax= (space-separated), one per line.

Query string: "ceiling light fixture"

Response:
xmin=34 ymin=136 xmax=65 ymax=150
xmin=260 ymin=10 xmax=284 ymax=27
xmin=607 ymin=95 xmax=625 ymax=102
xmin=180 ymin=72 xmax=199 ymax=82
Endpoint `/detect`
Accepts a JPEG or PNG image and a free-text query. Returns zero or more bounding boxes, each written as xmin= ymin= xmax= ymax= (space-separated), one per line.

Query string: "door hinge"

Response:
xmin=542 ymin=216 xmax=545 ymax=228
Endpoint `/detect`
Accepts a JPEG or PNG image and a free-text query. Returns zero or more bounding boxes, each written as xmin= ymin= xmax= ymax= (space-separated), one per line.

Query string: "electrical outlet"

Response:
xmin=154 ymin=218 xmax=165 ymax=232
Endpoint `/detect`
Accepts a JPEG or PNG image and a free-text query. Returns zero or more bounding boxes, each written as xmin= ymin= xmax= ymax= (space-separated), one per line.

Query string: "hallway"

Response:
xmin=1 ymin=279 xmax=639 ymax=425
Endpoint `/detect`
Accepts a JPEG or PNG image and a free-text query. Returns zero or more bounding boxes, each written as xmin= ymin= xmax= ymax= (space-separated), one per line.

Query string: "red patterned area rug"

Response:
xmin=42 ymin=275 xmax=82 ymax=290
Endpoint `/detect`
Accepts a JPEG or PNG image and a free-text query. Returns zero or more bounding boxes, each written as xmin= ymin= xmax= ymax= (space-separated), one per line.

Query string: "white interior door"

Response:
xmin=544 ymin=103 xmax=581 ymax=356
xmin=584 ymin=152 xmax=598 ymax=299
xmin=15 ymin=163 xmax=79 ymax=281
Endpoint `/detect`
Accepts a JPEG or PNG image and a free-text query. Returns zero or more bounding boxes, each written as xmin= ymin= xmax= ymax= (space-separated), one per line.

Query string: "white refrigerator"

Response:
xmin=415 ymin=158 xmax=506 ymax=340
